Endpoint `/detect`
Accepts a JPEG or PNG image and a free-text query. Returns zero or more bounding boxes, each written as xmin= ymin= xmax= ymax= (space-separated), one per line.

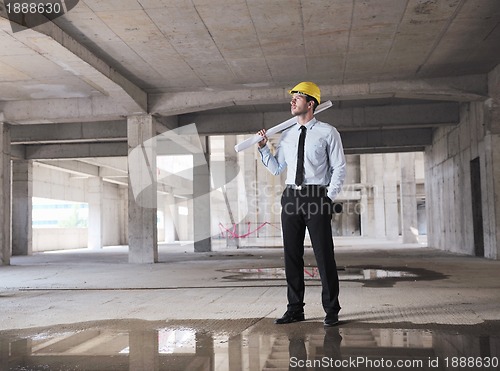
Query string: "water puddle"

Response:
xmin=220 ymin=266 xmax=445 ymax=287
xmin=1 ymin=320 xmax=498 ymax=371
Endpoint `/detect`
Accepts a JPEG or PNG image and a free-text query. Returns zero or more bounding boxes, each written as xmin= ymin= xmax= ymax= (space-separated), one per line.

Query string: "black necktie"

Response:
xmin=295 ymin=126 xmax=307 ymax=186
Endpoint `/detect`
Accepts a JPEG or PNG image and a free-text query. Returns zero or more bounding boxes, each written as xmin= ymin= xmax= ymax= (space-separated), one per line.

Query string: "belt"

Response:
xmin=286 ymin=184 xmax=326 ymax=191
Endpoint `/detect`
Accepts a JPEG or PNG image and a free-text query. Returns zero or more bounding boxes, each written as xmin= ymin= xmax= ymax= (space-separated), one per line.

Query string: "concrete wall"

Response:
xmin=32 ymin=163 xmax=126 ymax=250
xmin=100 ymin=182 xmax=127 ymax=246
xmin=33 ymin=228 xmax=88 ymax=252
xmin=33 ymin=164 xmax=87 ymax=202
xmin=425 ymin=64 xmax=500 ymax=259
xmin=360 ymin=152 xmax=425 ymax=239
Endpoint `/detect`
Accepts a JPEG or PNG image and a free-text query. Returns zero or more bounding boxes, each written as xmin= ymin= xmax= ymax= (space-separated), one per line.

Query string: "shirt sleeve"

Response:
xmin=258 ymin=143 xmax=287 ymax=176
xmin=327 ymin=128 xmax=346 ymax=201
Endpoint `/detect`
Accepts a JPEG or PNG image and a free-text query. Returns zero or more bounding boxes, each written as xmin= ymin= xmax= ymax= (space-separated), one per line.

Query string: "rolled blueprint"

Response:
xmin=234 ymin=100 xmax=333 ymax=152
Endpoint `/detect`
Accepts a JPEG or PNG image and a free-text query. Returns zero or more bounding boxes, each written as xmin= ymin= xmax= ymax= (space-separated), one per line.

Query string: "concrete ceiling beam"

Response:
xmin=37 ymin=160 xmax=99 ymax=177
xmin=1 ymin=96 xmax=133 ymax=124
xmin=149 ymin=88 xmax=289 ymax=116
xmin=341 ymin=128 xmax=433 ymax=152
xmin=22 ymin=142 xmax=128 ymax=160
xmin=29 ymin=17 xmax=147 ymax=110
xmin=180 ymin=102 xmax=459 ymax=135
xmin=35 ymin=157 xmax=190 ymax=193
xmin=37 ymin=159 xmax=127 ymax=187
xmin=324 ymin=75 xmax=488 ymax=102
xmin=344 ymin=146 xmax=428 ymax=155
xmin=150 ymin=75 xmax=486 ymax=116
xmin=0 ymin=17 xmax=147 ymax=122
xmin=11 ymin=120 xmax=126 ymax=144
xmin=9 ymin=101 xmax=455 ymax=149
xmin=78 ymin=158 xmax=128 ymax=174
xmin=15 ymin=126 xmax=434 ymax=159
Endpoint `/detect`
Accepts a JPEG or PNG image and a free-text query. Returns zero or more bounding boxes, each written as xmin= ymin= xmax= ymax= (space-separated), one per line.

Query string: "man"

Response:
xmin=256 ymin=81 xmax=346 ymax=326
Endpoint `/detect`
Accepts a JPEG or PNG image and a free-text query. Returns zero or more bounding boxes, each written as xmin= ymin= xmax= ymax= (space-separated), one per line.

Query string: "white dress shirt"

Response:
xmin=258 ymin=117 xmax=346 ymax=201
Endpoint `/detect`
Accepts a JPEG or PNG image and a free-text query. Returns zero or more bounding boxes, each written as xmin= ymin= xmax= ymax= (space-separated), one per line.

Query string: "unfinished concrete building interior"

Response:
xmin=1 ymin=0 xmax=500 ymax=370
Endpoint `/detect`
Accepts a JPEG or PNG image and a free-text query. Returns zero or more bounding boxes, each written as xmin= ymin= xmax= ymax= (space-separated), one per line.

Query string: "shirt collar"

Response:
xmin=296 ymin=117 xmax=318 ymax=131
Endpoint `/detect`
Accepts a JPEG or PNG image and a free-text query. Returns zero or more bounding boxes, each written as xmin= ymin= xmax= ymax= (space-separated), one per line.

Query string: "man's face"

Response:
xmin=290 ymin=93 xmax=309 ymax=116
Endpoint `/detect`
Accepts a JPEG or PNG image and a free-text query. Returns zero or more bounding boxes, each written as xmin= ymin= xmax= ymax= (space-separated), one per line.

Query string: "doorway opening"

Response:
xmin=470 ymin=157 xmax=484 ymax=257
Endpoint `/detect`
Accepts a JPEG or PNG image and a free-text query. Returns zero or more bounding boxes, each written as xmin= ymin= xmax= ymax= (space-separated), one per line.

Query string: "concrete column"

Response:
xmin=87 ymin=177 xmax=104 ymax=249
xmin=195 ymin=332 xmax=214 ymax=369
xmin=129 ymin=330 xmax=159 ymax=371
xmin=359 ymin=155 xmax=374 ymax=237
xmin=0 ymin=123 xmax=11 ymax=265
xmin=372 ymin=155 xmax=386 ymax=238
xmin=248 ymin=333 xmax=261 ymax=371
xmin=236 ymin=135 xmax=258 ymax=243
xmin=119 ymin=187 xmax=128 ymax=245
xmin=228 ymin=334 xmax=243 ymax=371
xmin=127 ymin=115 xmax=158 ymax=263
xmin=255 ymin=148 xmax=282 ymax=241
xmin=345 ymin=155 xmax=361 ymax=235
xmin=156 ymin=193 xmax=165 ymax=242
xmin=359 ymin=187 xmax=370 ymax=237
xmin=193 ymin=136 xmax=212 ymax=252
xmin=489 ymin=140 xmax=500 ymax=259
xmin=486 ymin=64 xmax=500 ymax=259
xmin=383 ymin=153 xmax=399 ymax=240
xmin=163 ymin=191 xmax=177 ymax=242
xmin=0 ymin=338 xmax=9 ymax=369
xmin=400 ymin=153 xmax=419 ymax=243
xmin=12 ymin=160 xmax=33 ymax=256
xmin=239 ymin=136 xmax=258 ymax=225
xmin=255 ymin=154 xmax=267 ymax=238
xmin=224 ymin=135 xmax=240 ymax=248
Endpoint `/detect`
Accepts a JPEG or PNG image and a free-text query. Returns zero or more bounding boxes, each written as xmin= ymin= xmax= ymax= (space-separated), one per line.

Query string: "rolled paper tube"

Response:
xmin=234 ymin=100 xmax=333 ymax=152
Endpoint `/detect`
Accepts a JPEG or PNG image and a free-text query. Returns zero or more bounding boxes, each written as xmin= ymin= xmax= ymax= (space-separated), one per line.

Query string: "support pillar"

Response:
xmin=372 ymin=155 xmax=386 ymax=239
xmin=359 ymin=155 xmax=374 ymax=237
xmin=400 ymin=153 xmax=419 ymax=243
xmin=224 ymin=135 xmax=240 ymax=248
xmin=486 ymin=64 xmax=500 ymax=259
xmin=383 ymin=153 xmax=399 ymax=240
xmin=239 ymin=135 xmax=258 ymax=231
xmin=228 ymin=334 xmax=243 ymax=371
xmin=87 ymin=177 xmax=104 ymax=249
xmin=12 ymin=160 xmax=32 ymax=256
xmin=127 ymin=115 xmax=158 ymax=263
xmin=0 ymin=123 xmax=11 ymax=265
xmin=255 ymin=144 xmax=281 ymax=241
xmin=359 ymin=187 xmax=370 ymax=237
xmin=163 ymin=191 xmax=177 ymax=242
xmin=195 ymin=332 xmax=214 ymax=370
xmin=194 ymin=136 xmax=212 ymax=252
xmin=248 ymin=333 xmax=261 ymax=371
xmin=129 ymin=330 xmax=159 ymax=371
xmin=119 ymin=187 xmax=128 ymax=245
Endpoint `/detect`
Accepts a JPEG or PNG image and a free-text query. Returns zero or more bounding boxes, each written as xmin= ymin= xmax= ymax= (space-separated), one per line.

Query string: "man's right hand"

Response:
xmin=257 ymin=129 xmax=268 ymax=148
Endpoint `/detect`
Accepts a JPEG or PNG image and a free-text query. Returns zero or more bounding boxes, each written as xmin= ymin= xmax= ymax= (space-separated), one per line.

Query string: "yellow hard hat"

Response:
xmin=288 ymin=81 xmax=321 ymax=104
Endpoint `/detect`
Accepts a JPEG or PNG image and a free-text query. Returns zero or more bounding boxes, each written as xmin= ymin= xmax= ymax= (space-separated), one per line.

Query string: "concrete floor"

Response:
xmin=1 ymin=238 xmax=500 ymax=370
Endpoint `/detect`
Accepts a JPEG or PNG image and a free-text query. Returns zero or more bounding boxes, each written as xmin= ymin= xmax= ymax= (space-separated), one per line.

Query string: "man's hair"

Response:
xmin=305 ymin=95 xmax=319 ymax=111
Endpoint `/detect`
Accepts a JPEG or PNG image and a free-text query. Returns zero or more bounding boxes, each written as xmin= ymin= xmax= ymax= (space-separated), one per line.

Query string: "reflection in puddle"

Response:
xmin=1 ymin=322 xmax=499 ymax=371
xmin=221 ymin=267 xmax=419 ymax=281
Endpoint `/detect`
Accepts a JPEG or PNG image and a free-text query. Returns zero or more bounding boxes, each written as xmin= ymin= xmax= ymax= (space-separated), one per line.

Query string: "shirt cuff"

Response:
xmin=258 ymin=144 xmax=270 ymax=154
xmin=327 ymin=189 xmax=338 ymax=202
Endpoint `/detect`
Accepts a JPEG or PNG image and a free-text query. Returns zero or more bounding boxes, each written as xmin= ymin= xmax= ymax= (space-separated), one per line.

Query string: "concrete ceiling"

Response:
xmin=1 ymin=0 xmax=500 ymax=166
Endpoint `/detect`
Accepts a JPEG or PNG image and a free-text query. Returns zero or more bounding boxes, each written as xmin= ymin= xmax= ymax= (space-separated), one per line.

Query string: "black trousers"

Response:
xmin=281 ymin=185 xmax=340 ymax=315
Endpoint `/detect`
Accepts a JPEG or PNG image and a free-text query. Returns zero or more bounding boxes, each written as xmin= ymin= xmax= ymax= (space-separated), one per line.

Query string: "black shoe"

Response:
xmin=324 ymin=313 xmax=339 ymax=327
xmin=274 ymin=310 xmax=305 ymax=324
